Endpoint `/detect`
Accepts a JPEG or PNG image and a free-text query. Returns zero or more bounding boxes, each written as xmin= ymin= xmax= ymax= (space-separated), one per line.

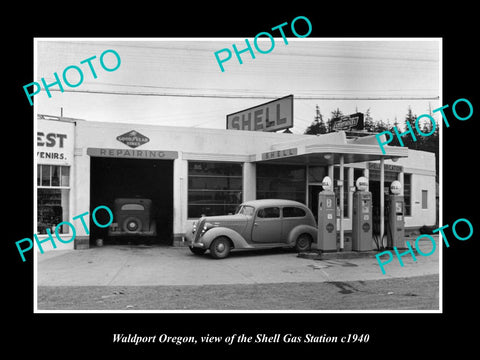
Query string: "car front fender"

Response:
xmin=287 ymin=224 xmax=317 ymax=245
xmin=200 ymin=227 xmax=252 ymax=249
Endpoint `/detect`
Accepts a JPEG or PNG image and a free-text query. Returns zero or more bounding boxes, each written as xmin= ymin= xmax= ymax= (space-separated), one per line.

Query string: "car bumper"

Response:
xmin=190 ymin=240 xmax=207 ymax=249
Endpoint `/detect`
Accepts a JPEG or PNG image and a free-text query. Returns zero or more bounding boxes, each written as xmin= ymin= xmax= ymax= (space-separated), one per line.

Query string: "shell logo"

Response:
xmin=355 ymin=177 xmax=369 ymax=191
xmin=390 ymin=180 xmax=402 ymax=195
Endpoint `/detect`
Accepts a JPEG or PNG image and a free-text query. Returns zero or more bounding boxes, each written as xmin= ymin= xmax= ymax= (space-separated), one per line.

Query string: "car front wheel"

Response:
xmin=295 ymin=234 xmax=312 ymax=252
xmin=189 ymin=246 xmax=207 ymax=255
xmin=210 ymin=237 xmax=231 ymax=259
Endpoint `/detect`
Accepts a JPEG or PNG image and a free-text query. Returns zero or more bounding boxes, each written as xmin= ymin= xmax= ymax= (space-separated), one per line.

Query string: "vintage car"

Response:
xmin=188 ymin=199 xmax=317 ymax=259
xmin=108 ymin=198 xmax=157 ymax=238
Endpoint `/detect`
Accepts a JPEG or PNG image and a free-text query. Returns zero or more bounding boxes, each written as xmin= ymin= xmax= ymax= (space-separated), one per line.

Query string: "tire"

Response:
xmin=209 ymin=237 xmax=231 ymax=259
xmin=123 ymin=216 xmax=142 ymax=233
xmin=189 ymin=246 xmax=207 ymax=255
xmin=295 ymin=234 xmax=312 ymax=252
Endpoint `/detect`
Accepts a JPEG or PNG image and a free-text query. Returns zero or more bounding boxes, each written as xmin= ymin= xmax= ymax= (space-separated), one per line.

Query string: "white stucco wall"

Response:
xmin=36 ymin=117 xmax=438 ymax=251
xmin=400 ymin=150 xmax=437 ymax=227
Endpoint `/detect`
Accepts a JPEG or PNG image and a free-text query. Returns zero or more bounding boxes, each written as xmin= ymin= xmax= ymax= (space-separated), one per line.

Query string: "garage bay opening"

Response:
xmin=89 ymin=157 xmax=173 ymax=246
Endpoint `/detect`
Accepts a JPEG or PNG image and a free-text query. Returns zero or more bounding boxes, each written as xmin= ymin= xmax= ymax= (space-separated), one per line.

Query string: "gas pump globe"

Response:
xmin=390 ymin=180 xmax=402 ymax=195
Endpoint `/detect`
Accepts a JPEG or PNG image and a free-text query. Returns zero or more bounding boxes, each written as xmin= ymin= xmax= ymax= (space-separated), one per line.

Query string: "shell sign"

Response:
xmin=226 ymin=95 xmax=293 ymax=132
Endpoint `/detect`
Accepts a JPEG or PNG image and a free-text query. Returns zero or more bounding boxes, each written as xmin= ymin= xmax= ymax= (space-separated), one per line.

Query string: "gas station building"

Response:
xmin=36 ymin=109 xmax=437 ymax=252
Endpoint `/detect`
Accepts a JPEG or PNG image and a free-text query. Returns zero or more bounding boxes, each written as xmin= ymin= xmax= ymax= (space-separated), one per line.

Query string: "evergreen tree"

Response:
xmin=393 ymin=116 xmax=399 ymax=129
xmin=328 ymin=108 xmax=344 ymax=132
xmin=303 ymin=104 xmax=438 ymax=181
xmin=403 ymin=107 xmax=418 ymax=150
xmin=304 ymin=105 xmax=328 ymax=135
xmin=363 ymin=108 xmax=375 ymax=132
xmin=399 ymin=107 xmax=439 ymax=182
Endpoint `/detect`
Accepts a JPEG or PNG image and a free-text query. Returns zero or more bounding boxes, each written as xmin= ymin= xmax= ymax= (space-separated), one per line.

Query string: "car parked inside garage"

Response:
xmin=187 ymin=199 xmax=317 ymax=259
xmin=108 ymin=198 xmax=157 ymax=238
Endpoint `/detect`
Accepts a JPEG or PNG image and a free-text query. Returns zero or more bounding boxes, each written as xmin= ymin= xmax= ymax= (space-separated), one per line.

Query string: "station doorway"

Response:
xmin=89 ymin=157 xmax=173 ymax=246
xmin=308 ymin=184 xmax=324 ymax=223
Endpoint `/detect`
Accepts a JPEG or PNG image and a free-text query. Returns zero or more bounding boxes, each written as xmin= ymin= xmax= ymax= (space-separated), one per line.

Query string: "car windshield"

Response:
xmin=235 ymin=205 xmax=255 ymax=216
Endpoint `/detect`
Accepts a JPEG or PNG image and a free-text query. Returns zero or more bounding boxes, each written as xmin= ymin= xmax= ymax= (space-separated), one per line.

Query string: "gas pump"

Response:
xmin=386 ymin=180 xmax=406 ymax=249
xmin=317 ymin=176 xmax=337 ymax=251
xmin=352 ymin=177 xmax=373 ymax=251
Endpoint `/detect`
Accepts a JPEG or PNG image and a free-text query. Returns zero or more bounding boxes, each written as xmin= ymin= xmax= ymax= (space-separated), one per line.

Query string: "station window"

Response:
xmin=37 ymin=165 xmax=70 ymax=234
xmin=188 ymin=161 xmax=243 ymax=218
xmin=257 ymin=164 xmax=306 ymax=203
xmin=422 ymin=190 xmax=428 ymax=209
xmin=353 ymin=168 xmax=364 ymax=181
xmin=308 ymin=166 xmax=326 ymax=183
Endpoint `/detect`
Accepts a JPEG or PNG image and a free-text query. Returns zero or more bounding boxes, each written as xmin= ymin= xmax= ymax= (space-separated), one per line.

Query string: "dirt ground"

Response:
xmin=37 ymin=274 xmax=439 ymax=311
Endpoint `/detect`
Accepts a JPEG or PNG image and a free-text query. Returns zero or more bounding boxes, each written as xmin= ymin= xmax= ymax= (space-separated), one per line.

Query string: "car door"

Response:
xmin=251 ymin=206 xmax=282 ymax=243
xmin=281 ymin=206 xmax=307 ymax=242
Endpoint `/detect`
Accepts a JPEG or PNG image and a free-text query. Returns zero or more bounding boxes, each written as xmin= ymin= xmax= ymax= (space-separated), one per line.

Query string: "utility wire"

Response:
xmin=45 ymin=88 xmax=439 ymax=100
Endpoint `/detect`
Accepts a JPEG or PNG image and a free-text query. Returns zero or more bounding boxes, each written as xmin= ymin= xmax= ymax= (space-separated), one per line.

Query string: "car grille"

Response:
xmin=193 ymin=218 xmax=206 ymax=243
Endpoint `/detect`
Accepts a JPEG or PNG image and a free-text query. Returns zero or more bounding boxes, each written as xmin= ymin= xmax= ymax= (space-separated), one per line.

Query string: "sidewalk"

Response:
xmin=36 ymin=237 xmax=440 ymax=287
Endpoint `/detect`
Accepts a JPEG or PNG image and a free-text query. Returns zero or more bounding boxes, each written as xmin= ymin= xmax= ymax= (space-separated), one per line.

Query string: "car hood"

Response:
xmin=200 ymin=214 xmax=249 ymax=235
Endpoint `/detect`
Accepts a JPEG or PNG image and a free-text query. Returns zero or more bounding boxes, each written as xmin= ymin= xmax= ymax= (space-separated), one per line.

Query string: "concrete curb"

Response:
xmin=298 ymin=233 xmax=440 ymax=261
xmin=298 ymin=250 xmax=378 ymax=261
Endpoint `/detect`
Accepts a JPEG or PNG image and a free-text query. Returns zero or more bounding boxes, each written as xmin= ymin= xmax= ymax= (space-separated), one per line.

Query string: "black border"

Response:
xmin=6 ymin=3 xmax=480 ymax=356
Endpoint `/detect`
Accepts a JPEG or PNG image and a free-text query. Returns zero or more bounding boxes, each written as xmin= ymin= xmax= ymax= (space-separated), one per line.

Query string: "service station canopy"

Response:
xmin=253 ymin=131 xmax=408 ymax=166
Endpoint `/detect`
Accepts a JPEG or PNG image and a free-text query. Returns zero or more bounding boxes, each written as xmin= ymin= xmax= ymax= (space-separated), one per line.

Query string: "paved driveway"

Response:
xmin=36 ymin=242 xmax=440 ymax=286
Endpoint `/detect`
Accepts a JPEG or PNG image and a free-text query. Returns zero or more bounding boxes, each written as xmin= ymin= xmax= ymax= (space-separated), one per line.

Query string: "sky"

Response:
xmin=34 ymin=38 xmax=441 ymax=134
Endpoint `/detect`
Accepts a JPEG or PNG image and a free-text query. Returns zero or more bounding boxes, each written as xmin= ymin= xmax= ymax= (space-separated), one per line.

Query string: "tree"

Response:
xmin=363 ymin=108 xmax=375 ymax=132
xmin=304 ymin=105 xmax=328 ymax=135
xmin=326 ymin=108 xmax=344 ymax=132
xmin=398 ymin=107 xmax=439 ymax=182
xmin=373 ymin=119 xmax=391 ymax=133
xmin=402 ymin=107 xmax=418 ymax=150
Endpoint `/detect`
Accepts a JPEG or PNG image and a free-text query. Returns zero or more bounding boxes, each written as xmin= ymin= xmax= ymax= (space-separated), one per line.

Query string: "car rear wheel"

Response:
xmin=210 ymin=237 xmax=231 ymax=259
xmin=295 ymin=234 xmax=312 ymax=252
xmin=189 ymin=246 xmax=207 ymax=255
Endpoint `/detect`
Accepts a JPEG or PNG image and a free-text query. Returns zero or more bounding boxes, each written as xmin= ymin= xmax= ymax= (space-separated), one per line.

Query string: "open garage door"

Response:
xmin=89 ymin=157 xmax=173 ymax=246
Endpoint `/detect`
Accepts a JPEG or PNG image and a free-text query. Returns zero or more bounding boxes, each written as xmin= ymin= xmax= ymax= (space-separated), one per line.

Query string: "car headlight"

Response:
xmin=192 ymin=222 xmax=197 ymax=233
xmin=200 ymin=223 xmax=213 ymax=236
